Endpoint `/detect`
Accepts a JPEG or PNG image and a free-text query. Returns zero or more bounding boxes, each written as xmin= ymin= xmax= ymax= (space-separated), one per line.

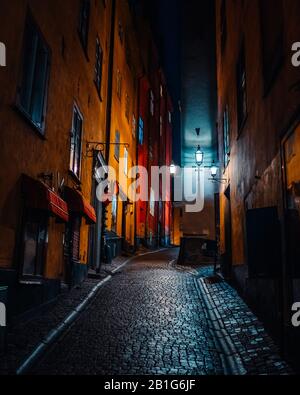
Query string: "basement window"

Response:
xmin=17 ymin=13 xmax=51 ymax=135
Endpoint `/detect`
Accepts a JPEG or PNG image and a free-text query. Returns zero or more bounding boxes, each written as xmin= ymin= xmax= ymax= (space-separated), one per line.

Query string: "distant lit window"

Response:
xmin=17 ymin=14 xmax=50 ymax=134
xmin=94 ymin=38 xmax=103 ymax=95
xmin=150 ymin=90 xmax=155 ymax=116
xmin=70 ymin=104 xmax=83 ymax=179
xmin=114 ymin=130 xmax=120 ymax=161
xmin=168 ymin=111 xmax=172 ymax=124
xmin=220 ymin=0 xmax=227 ymax=54
xmin=78 ymin=0 xmax=90 ymax=50
xmin=124 ymin=148 xmax=128 ymax=176
xmin=125 ymin=93 xmax=130 ymax=121
xmin=138 ymin=117 xmax=144 ymax=145
xmin=117 ymin=70 xmax=122 ymax=100
xmin=160 ymin=85 xmax=163 ymax=97
xmin=111 ymin=194 xmax=118 ymax=233
xmin=150 ymin=188 xmax=155 ymax=217
xmin=223 ymin=105 xmax=230 ymax=168
xmin=236 ymin=41 xmax=247 ymax=133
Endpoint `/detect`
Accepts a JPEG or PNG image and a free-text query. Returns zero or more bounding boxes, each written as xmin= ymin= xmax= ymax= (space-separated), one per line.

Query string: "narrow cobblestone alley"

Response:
xmin=29 ymin=250 xmax=291 ymax=376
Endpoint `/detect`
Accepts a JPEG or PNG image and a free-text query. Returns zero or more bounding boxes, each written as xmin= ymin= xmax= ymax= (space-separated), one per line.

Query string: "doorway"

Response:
xmin=222 ymin=185 xmax=232 ymax=279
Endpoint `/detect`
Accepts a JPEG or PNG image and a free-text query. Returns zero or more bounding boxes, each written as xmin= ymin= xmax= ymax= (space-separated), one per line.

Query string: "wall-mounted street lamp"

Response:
xmin=195 ymin=145 xmax=204 ymax=167
xmin=208 ymin=161 xmax=227 ymax=184
xmin=170 ymin=162 xmax=176 ymax=175
xmin=86 ymin=141 xmax=130 ymax=158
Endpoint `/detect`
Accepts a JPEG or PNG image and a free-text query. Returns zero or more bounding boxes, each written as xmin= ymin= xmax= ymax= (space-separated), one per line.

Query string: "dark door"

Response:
xmin=223 ymin=185 xmax=232 ymax=279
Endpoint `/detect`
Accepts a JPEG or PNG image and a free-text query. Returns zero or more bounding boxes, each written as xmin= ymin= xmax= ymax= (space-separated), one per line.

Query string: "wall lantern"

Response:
xmin=210 ymin=161 xmax=218 ymax=178
xmin=195 ymin=145 xmax=204 ymax=167
xmin=170 ymin=162 xmax=176 ymax=175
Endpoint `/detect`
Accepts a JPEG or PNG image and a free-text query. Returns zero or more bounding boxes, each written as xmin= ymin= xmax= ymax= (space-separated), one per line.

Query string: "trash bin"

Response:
xmin=0 ymin=286 xmax=8 ymax=353
xmin=104 ymin=244 xmax=112 ymax=265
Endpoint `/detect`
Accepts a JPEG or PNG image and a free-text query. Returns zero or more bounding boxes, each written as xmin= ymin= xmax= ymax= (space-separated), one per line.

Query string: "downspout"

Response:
xmin=105 ymin=0 xmax=116 ymax=162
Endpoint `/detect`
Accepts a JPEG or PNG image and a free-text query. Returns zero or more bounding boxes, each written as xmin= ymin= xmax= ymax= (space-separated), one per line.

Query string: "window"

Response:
xmin=132 ymin=114 xmax=136 ymax=138
xmin=114 ymin=130 xmax=120 ymax=161
xmin=118 ymin=20 xmax=124 ymax=44
xmin=236 ymin=42 xmax=247 ymax=133
xmin=94 ymin=38 xmax=103 ymax=95
xmin=160 ymin=115 xmax=163 ymax=137
xmin=125 ymin=94 xmax=130 ymax=121
xmin=125 ymin=31 xmax=131 ymax=67
xmin=124 ymin=148 xmax=128 ymax=176
xmin=168 ymin=111 xmax=172 ymax=124
xmin=111 ymin=194 xmax=118 ymax=233
xmin=150 ymin=90 xmax=155 ymax=116
xmin=223 ymin=105 xmax=230 ymax=168
xmin=78 ymin=0 xmax=90 ymax=51
xmin=260 ymin=0 xmax=284 ymax=95
xmin=17 ymin=14 xmax=51 ymax=134
xmin=117 ymin=70 xmax=122 ymax=100
xmin=138 ymin=117 xmax=144 ymax=145
xmin=220 ymin=0 xmax=227 ymax=54
xmin=160 ymin=85 xmax=163 ymax=97
xmin=70 ymin=105 xmax=83 ymax=179
xmin=21 ymin=209 xmax=48 ymax=278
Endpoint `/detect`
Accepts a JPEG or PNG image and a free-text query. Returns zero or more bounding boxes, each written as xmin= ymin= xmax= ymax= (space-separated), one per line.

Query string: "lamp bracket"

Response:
xmin=86 ymin=142 xmax=130 ymax=158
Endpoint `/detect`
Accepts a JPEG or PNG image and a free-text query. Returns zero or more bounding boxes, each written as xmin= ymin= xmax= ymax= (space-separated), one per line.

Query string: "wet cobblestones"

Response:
xmin=2 ymin=249 xmax=292 ymax=375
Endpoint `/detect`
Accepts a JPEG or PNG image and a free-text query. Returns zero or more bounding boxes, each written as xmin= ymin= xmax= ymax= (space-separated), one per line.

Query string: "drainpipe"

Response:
xmin=105 ymin=0 xmax=116 ymax=163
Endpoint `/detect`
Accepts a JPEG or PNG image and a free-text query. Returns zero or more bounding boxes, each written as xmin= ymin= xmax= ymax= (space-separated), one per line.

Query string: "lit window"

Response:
xmin=138 ymin=117 xmax=144 ymax=145
xmin=124 ymin=148 xmax=128 ymax=176
xmin=168 ymin=111 xmax=172 ymax=124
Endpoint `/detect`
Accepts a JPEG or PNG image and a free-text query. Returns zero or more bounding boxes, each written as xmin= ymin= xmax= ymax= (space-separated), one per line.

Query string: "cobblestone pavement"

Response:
xmin=28 ymin=249 xmax=291 ymax=375
xmin=0 ymin=252 xmax=140 ymax=375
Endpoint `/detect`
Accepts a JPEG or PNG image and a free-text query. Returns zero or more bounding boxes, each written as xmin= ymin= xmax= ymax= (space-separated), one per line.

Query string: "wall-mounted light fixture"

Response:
xmin=86 ymin=141 xmax=130 ymax=158
xmin=195 ymin=146 xmax=204 ymax=167
xmin=170 ymin=162 xmax=176 ymax=175
xmin=208 ymin=161 xmax=227 ymax=184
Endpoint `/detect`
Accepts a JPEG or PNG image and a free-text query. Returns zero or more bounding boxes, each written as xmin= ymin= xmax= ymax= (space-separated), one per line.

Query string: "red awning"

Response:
xmin=22 ymin=174 xmax=69 ymax=223
xmin=64 ymin=187 xmax=96 ymax=225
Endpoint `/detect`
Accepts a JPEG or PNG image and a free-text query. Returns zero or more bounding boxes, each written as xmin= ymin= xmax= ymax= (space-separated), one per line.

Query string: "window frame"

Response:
xmin=69 ymin=103 xmax=84 ymax=181
xmin=223 ymin=104 xmax=231 ymax=169
xmin=16 ymin=11 xmax=51 ymax=137
xmin=78 ymin=0 xmax=90 ymax=55
xmin=94 ymin=37 xmax=103 ymax=98
xmin=236 ymin=41 xmax=248 ymax=135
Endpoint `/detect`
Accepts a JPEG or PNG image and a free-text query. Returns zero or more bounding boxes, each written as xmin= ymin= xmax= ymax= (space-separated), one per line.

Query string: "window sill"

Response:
xmin=19 ymin=276 xmax=44 ymax=286
xmin=14 ymin=104 xmax=46 ymax=140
